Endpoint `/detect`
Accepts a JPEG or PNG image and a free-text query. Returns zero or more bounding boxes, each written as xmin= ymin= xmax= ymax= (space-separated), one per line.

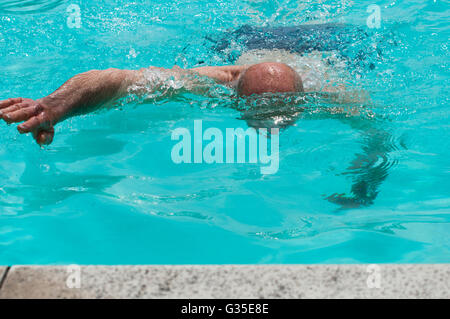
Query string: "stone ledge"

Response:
xmin=0 ymin=267 xmax=8 ymax=289
xmin=0 ymin=265 xmax=449 ymax=299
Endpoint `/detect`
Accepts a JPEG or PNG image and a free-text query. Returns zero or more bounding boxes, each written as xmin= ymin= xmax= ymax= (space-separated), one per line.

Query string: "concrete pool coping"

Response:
xmin=0 ymin=264 xmax=448 ymax=299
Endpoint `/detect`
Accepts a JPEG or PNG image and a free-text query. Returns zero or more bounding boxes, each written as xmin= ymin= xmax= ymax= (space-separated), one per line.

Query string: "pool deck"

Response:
xmin=0 ymin=264 xmax=449 ymax=299
xmin=0 ymin=267 xmax=7 ymax=289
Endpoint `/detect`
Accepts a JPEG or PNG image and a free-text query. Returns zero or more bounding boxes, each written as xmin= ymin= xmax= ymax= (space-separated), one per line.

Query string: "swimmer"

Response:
xmin=0 ymin=25 xmax=387 ymax=209
xmin=0 ymin=61 xmax=355 ymax=145
xmin=0 ymin=60 xmax=389 ymax=210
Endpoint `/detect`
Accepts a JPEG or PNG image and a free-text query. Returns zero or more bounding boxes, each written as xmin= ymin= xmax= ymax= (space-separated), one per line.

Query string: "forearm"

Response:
xmin=39 ymin=68 xmax=140 ymax=124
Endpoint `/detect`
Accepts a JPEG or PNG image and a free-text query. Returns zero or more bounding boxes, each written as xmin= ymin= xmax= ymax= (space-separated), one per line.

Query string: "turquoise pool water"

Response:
xmin=0 ymin=0 xmax=449 ymax=264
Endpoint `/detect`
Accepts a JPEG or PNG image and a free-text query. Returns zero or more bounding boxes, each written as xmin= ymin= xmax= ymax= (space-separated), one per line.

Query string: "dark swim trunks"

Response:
xmin=210 ymin=23 xmax=380 ymax=70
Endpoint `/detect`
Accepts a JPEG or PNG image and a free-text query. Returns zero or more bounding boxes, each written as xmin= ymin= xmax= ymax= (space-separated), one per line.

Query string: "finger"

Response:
xmin=0 ymin=98 xmax=22 ymax=109
xmin=1 ymin=101 xmax=37 ymax=119
xmin=3 ymin=105 xmax=42 ymax=123
xmin=0 ymin=104 xmax=21 ymax=117
xmin=33 ymin=128 xmax=54 ymax=145
xmin=17 ymin=113 xmax=46 ymax=133
xmin=39 ymin=128 xmax=54 ymax=145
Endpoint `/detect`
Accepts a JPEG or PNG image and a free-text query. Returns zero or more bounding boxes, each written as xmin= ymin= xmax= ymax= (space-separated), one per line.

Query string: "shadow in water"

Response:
xmin=2 ymin=161 xmax=124 ymax=215
xmin=1 ymin=130 xmax=128 ymax=215
xmin=239 ymin=98 xmax=401 ymax=210
xmin=325 ymin=122 xmax=399 ymax=209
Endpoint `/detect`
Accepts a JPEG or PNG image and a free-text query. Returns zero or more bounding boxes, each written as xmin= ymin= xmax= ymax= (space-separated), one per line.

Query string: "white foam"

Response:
xmin=236 ymin=49 xmax=349 ymax=92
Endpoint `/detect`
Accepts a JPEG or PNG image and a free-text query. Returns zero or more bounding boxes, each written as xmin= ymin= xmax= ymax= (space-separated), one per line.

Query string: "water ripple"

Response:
xmin=0 ymin=0 xmax=65 ymax=14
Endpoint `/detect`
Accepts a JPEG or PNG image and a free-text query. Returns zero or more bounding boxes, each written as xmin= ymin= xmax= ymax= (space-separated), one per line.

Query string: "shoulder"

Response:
xmin=189 ymin=65 xmax=249 ymax=84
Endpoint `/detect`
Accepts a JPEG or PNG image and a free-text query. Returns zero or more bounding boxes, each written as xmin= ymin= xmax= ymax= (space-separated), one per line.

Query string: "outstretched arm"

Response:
xmin=0 ymin=65 xmax=246 ymax=145
xmin=0 ymin=68 xmax=140 ymax=145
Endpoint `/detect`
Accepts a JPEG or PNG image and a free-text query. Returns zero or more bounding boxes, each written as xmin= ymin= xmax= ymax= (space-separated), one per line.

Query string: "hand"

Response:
xmin=0 ymin=97 xmax=55 ymax=145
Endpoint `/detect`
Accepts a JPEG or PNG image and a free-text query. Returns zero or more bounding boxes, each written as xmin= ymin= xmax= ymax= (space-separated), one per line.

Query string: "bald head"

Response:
xmin=237 ymin=62 xmax=304 ymax=96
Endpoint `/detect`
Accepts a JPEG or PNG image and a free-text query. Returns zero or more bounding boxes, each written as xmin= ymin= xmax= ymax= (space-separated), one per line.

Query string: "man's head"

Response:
xmin=237 ymin=62 xmax=304 ymax=96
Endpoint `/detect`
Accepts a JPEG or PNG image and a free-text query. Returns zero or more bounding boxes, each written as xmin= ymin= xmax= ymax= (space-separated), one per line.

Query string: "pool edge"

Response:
xmin=0 ymin=264 xmax=449 ymax=299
